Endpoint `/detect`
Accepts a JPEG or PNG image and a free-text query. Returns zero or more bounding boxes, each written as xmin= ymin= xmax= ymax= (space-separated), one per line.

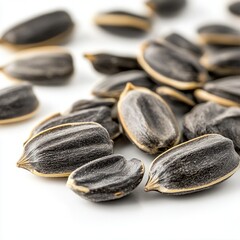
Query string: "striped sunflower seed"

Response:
xmin=67 ymin=154 xmax=144 ymax=202
xmin=138 ymin=40 xmax=208 ymax=90
xmin=1 ymin=10 xmax=74 ymax=48
xmin=1 ymin=46 xmax=74 ymax=85
xmin=92 ymin=70 xmax=155 ymax=98
xmin=145 ymin=134 xmax=240 ymax=195
xmin=17 ymin=122 xmax=114 ymax=177
xmin=28 ymin=106 xmax=120 ymax=140
xmin=0 ymin=83 xmax=39 ymax=124
xmin=118 ymin=83 xmax=180 ymax=154
xmin=183 ymin=102 xmax=240 ymax=150
xmin=84 ymin=53 xmax=141 ymax=75
xmin=194 ymin=76 xmax=240 ymax=107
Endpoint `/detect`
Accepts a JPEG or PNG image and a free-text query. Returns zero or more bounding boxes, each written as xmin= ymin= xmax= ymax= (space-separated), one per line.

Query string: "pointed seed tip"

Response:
xmin=83 ymin=53 xmax=95 ymax=61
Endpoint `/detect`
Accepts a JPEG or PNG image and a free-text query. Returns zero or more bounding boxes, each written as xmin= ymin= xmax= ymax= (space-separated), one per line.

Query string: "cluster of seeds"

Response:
xmin=0 ymin=0 xmax=239 ymax=203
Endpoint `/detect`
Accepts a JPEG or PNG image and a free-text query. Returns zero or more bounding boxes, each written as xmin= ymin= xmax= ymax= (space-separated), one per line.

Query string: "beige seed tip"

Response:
xmin=84 ymin=53 xmax=96 ymax=61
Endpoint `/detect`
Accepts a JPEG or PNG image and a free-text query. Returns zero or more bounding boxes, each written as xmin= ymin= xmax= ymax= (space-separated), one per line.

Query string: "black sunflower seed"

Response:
xmin=229 ymin=1 xmax=240 ymax=17
xmin=67 ymin=154 xmax=144 ymax=202
xmin=145 ymin=134 xmax=240 ymax=195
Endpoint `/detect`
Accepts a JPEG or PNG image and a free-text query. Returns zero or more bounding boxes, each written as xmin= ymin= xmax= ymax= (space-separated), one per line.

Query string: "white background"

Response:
xmin=0 ymin=0 xmax=240 ymax=240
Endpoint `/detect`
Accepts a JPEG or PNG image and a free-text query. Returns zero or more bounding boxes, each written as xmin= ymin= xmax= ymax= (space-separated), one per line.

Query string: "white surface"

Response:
xmin=0 ymin=1 xmax=240 ymax=240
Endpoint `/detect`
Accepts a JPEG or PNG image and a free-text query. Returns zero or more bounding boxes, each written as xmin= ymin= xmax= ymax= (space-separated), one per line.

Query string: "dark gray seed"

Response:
xmin=92 ymin=70 xmax=155 ymax=98
xmin=94 ymin=11 xmax=151 ymax=37
xmin=29 ymin=106 xmax=120 ymax=140
xmin=145 ymin=0 xmax=187 ymax=17
xmin=145 ymin=134 xmax=240 ymax=194
xmin=184 ymin=102 xmax=240 ymax=150
xmin=68 ymin=98 xmax=116 ymax=113
xmin=118 ymin=83 xmax=180 ymax=154
xmin=156 ymin=86 xmax=195 ymax=132
xmin=200 ymin=48 xmax=240 ymax=76
xmin=0 ymin=83 xmax=39 ymax=124
xmin=17 ymin=122 xmax=114 ymax=177
xmin=84 ymin=53 xmax=141 ymax=75
xmin=1 ymin=10 xmax=74 ymax=47
xmin=229 ymin=1 xmax=240 ymax=17
xmin=194 ymin=76 xmax=240 ymax=107
xmin=2 ymin=47 xmax=74 ymax=85
xmin=165 ymin=33 xmax=203 ymax=57
xmin=197 ymin=24 xmax=240 ymax=45
xmin=138 ymin=40 xmax=208 ymax=90
xmin=67 ymin=154 xmax=144 ymax=202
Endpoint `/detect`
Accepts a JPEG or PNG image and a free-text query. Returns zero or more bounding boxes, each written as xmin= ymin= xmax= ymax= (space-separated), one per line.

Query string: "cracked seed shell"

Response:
xmin=92 ymin=70 xmax=155 ymax=98
xmin=118 ymin=83 xmax=180 ymax=154
xmin=194 ymin=76 xmax=240 ymax=107
xmin=1 ymin=10 xmax=74 ymax=48
xmin=17 ymin=122 xmax=114 ymax=177
xmin=145 ymin=134 xmax=240 ymax=195
xmin=145 ymin=0 xmax=187 ymax=17
xmin=1 ymin=46 xmax=74 ymax=85
xmin=0 ymin=83 xmax=39 ymax=124
xmin=67 ymin=154 xmax=144 ymax=202
xmin=197 ymin=24 xmax=240 ymax=46
xmin=200 ymin=48 xmax=240 ymax=76
xmin=138 ymin=40 xmax=208 ymax=90
xmin=164 ymin=33 xmax=203 ymax=57
xmin=29 ymin=106 xmax=120 ymax=140
xmin=183 ymin=102 xmax=240 ymax=150
xmin=94 ymin=11 xmax=151 ymax=37
xmin=84 ymin=53 xmax=141 ymax=75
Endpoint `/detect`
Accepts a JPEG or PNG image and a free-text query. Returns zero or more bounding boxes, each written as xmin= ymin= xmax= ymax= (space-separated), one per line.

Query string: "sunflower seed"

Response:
xmin=92 ymin=70 xmax=155 ymax=98
xmin=67 ymin=154 xmax=144 ymax=202
xmin=145 ymin=0 xmax=187 ymax=17
xmin=184 ymin=102 xmax=240 ymax=150
xmin=145 ymin=134 xmax=240 ymax=195
xmin=165 ymin=33 xmax=203 ymax=57
xmin=1 ymin=46 xmax=74 ymax=85
xmin=197 ymin=24 xmax=240 ymax=46
xmin=0 ymin=83 xmax=39 ymax=124
xmin=67 ymin=98 xmax=116 ymax=113
xmin=194 ymin=76 xmax=240 ymax=107
xmin=1 ymin=10 xmax=74 ymax=48
xmin=94 ymin=11 xmax=151 ymax=37
xmin=229 ymin=1 xmax=240 ymax=17
xmin=17 ymin=122 xmax=114 ymax=177
xmin=118 ymin=83 xmax=180 ymax=154
xmin=200 ymin=48 xmax=240 ymax=76
xmin=84 ymin=53 xmax=141 ymax=75
xmin=29 ymin=106 xmax=120 ymax=140
xmin=138 ymin=40 xmax=208 ymax=90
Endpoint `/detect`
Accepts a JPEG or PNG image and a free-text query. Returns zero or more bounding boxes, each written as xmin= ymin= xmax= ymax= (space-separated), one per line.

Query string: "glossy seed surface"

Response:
xmin=145 ymin=0 xmax=187 ymax=17
xmin=92 ymin=70 xmax=155 ymax=98
xmin=194 ymin=76 xmax=240 ymax=107
xmin=84 ymin=53 xmax=141 ymax=75
xmin=138 ymin=40 xmax=207 ymax=90
xmin=197 ymin=24 xmax=240 ymax=45
xmin=229 ymin=1 xmax=240 ymax=17
xmin=2 ymin=47 xmax=74 ymax=85
xmin=200 ymin=48 xmax=240 ymax=76
xmin=145 ymin=134 xmax=240 ymax=194
xmin=17 ymin=122 xmax=114 ymax=177
xmin=184 ymin=102 xmax=240 ymax=150
xmin=0 ymin=83 xmax=39 ymax=124
xmin=30 ymin=106 xmax=120 ymax=139
xmin=165 ymin=33 xmax=203 ymax=57
xmin=94 ymin=11 xmax=151 ymax=36
xmin=68 ymin=98 xmax=116 ymax=113
xmin=118 ymin=83 xmax=180 ymax=154
xmin=67 ymin=154 xmax=144 ymax=202
xmin=1 ymin=10 xmax=74 ymax=47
